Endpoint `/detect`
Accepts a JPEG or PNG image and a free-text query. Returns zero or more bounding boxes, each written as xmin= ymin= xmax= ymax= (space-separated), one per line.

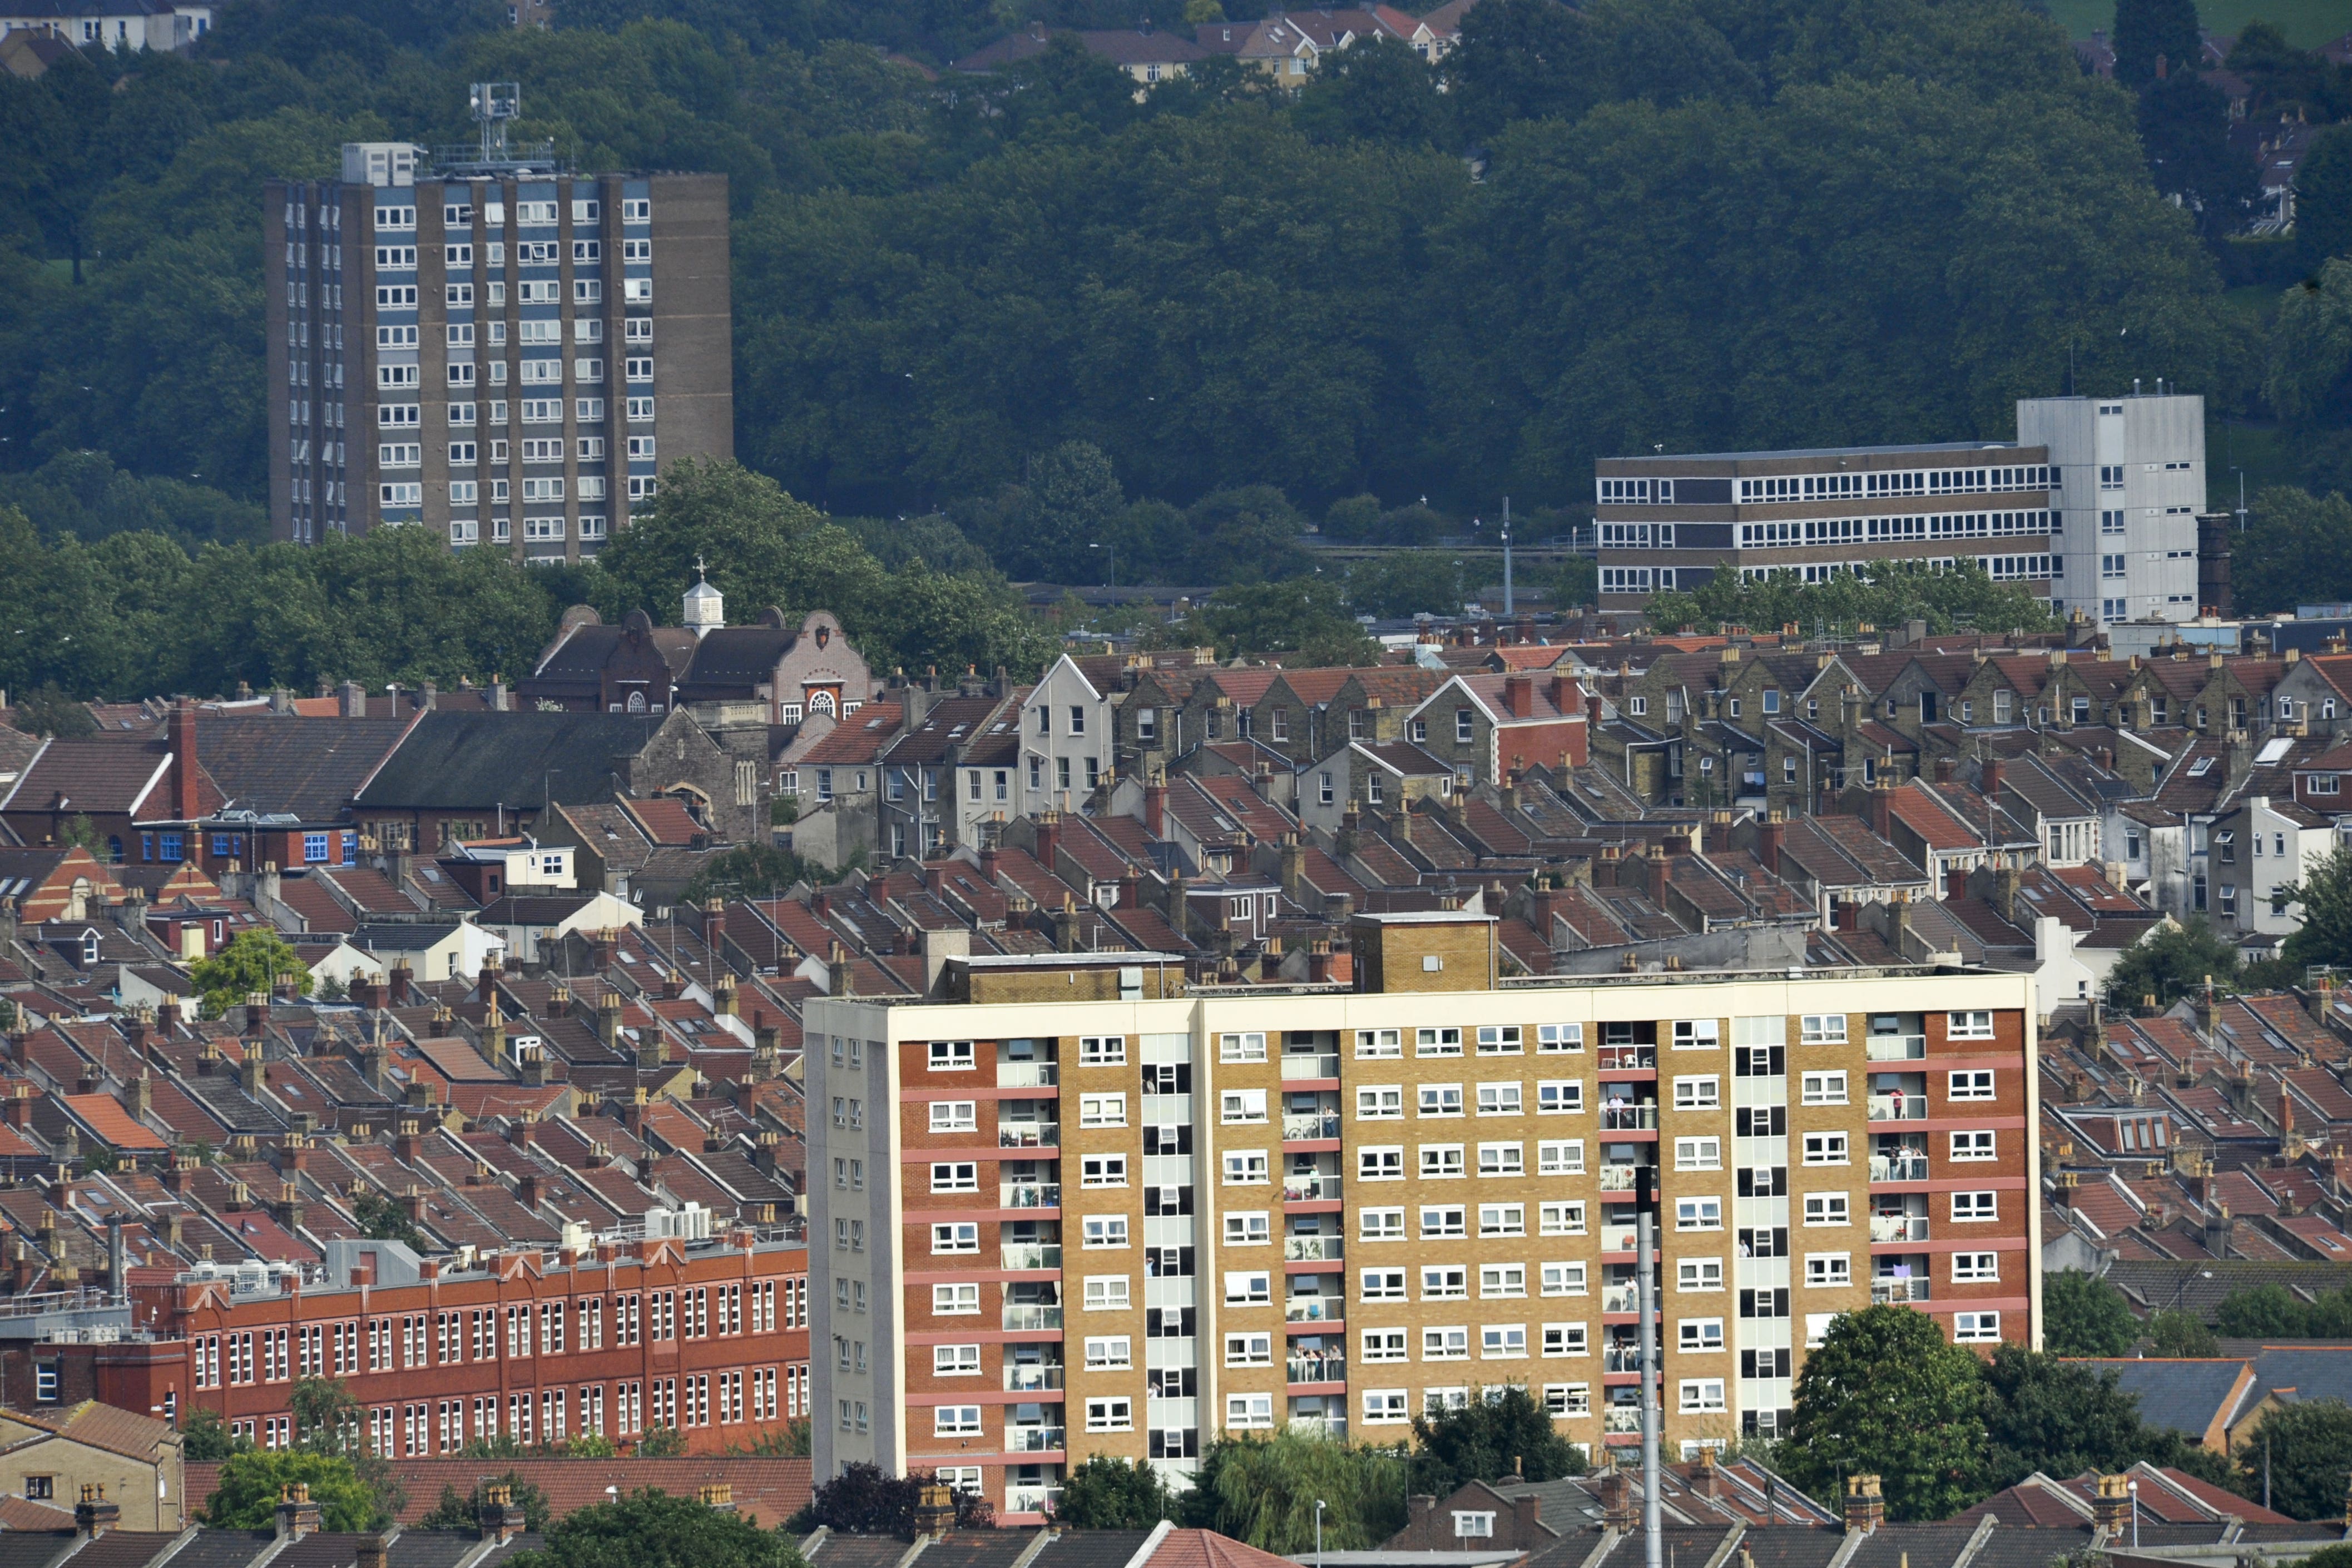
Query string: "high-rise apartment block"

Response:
xmin=264 ymin=126 xmax=731 ymax=559
xmin=1596 ymin=393 xmax=2207 ymax=629
xmin=807 ymin=917 xmax=2038 ymax=1520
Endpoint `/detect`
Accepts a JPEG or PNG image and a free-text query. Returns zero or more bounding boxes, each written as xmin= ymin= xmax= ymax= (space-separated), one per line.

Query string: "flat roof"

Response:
xmin=1607 ymin=441 xmax=2023 ymax=463
xmin=1353 ymin=911 xmax=1498 ymax=925
xmin=952 ymin=951 xmax=1187 ymax=969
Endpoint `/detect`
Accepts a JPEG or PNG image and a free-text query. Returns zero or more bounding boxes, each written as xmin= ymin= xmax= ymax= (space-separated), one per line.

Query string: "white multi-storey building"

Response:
xmin=2018 ymin=391 xmax=2206 ymax=629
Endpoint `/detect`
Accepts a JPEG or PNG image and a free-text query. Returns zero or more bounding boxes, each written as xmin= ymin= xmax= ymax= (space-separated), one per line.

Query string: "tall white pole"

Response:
xmin=1639 ymin=1208 xmax=1661 ymax=1568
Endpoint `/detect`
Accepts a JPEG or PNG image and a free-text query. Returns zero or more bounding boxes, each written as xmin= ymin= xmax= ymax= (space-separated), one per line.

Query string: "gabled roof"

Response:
xmin=197 ymin=716 xmax=416 ymax=823
xmin=355 ymin=712 xmax=675 ymax=811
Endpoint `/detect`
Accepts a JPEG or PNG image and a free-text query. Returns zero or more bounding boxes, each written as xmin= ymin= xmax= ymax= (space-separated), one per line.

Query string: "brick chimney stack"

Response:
xmin=2092 ymin=1475 xmax=2131 ymax=1535
xmin=170 ymin=699 xmax=201 ymax=822
xmin=1843 ymin=1476 xmax=1883 ymax=1535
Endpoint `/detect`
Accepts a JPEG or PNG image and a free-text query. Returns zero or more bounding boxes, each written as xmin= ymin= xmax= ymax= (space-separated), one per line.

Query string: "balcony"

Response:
xmin=1871 ymin=1277 xmax=1931 ymax=1304
xmin=1598 ymin=1045 xmax=1656 ymax=1072
xmin=1287 ymin=1353 xmax=1346 ymax=1383
xmin=1602 ymin=1285 xmax=1638 ymax=1314
xmin=1284 ymin=1175 xmax=1341 ymax=1202
xmin=1007 ymin=1366 xmax=1065 ymax=1392
xmin=999 ymin=1123 xmax=1061 ymax=1149
xmin=1866 ymin=1034 xmax=1927 ymax=1061
xmin=1284 ymin=1112 xmax=1341 ymax=1142
xmin=1601 ymin=1224 xmax=1639 ymax=1253
xmin=1284 ymin=1298 xmax=1340 ymax=1324
xmin=1600 ymin=1104 xmax=1659 ymax=1132
xmin=1006 ymin=1487 xmax=1063 ymax=1515
xmin=1869 ymin=1215 xmax=1928 ymax=1244
xmin=1002 ymin=1183 xmax=1061 ymax=1209
xmin=1870 ymin=1155 xmax=1930 ymax=1183
xmin=1867 ymin=1095 xmax=1927 ymax=1122
xmin=1002 ymin=1243 xmax=1063 ymax=1271
xmin=1284 ymin=1236 xmax=1344 ymax=1263
xmin=1006 ymin=1426 xmax=1066 ymax=1453
xmin=1281 ymin=1054 xmax=1342 ymax=1081
xmin=1601 ymin=1344 xmax=1646 ymax=1373
xmin=1003 ymin=1305 xmax=1063 ymax=1331
xmin=998 ymin=1062 xmax=1058 ymax=1089
xmin=1603 ymin=1406 xmax=1643 ymax=1434
xmin=1598 ymin=1164 xmax=1642 ymax=1192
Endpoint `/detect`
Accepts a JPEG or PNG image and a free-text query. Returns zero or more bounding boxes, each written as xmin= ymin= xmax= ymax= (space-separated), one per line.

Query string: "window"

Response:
xmin=1675 ymin=1197 xmax=1723 ymax=1231
xmin=1222 ymin=1273 xmax=1270 ymax=1306
xmin=1421 ymin=1145 xmax=1466 ymax=1178
xmin=1082 ymin=1216 xmax=1129 ymax=1249
xmin=1679 ymin=1318 xmax=1725 ymax=1352
xmin=1952 ymin=1191 xmax=1998 ymax=1221
xmin=1480 ymin=1264 xmax=1527 ymax=1299
xmin=1953 ymin=1252 xmax=1999 ymax=1282
xmin=1537 ymin=1140 xmax=1584 ymax=1176
xmin=1679 ymin=1380 xmax=1726 ymax=1413
xmin=1418 ymin=1027 xmax=1464 ymax=1057
xmin=930 ymin=1162 xmax=978 ymax=1193
xmin=929 ymin=1040 xmax=974 ymax=1070
xmin=1674 ymin=1075 xmax=1720 ymax=1110
xmin=1422 ymin=1266 xmax=1467 ymax=1299
xmin=1360 ymin=1208 xmax=1405 ymax=1242
xmin=931 ymin=1223 xmax=979 ymax=1254
xmin=1476 ymin=1083 xmax=1523 ymax=1116
xmin=1082 ymin=1093 xmax=1128 ymax=1127
xmin=1800 ymin=1071 xmax=1847 ymax=1105
xmin=1541 ymin=1202 xmax=1587 ymax=1236
xmin=1672 ymin=1019 xmax=1721 ymax=1050
xmin=1952 ymin=1130 xmax=1997 ymax=1160
xmin=1947 ymin=1010 xmax=1995 ymax=1039
xmin=1475 ymin=1025 xmax=1523 ymax=1055
xmin=1086 ymin=1398 xmax=1133 ymax=1432
xmin=1356 ymin=1029 xmax=1403 ymax=1058
xmin=1954 ymin=1312 xmax=2002 ymax=1344
xmin=1537 ymin=1023 xmax=1584 ymax=1053
xmin=1423 ymin=1327 xmax=1470 ymax=1361
xmin=1224 ymin=1213 xmax=1270 ymax=1246
xmin=1803 ymin=1193 xmax=1850 ymax=1227
xmin=1418 ymin=1084 xmax=1464 ymax=1117
xmin=933 ymin=1284 xmax=979 ymax=1316
xmin=1225 ymin=1333 xmax=1273 ymax=1366
xmin=1227 ymin=1393 xmax=1275 ymax=1430
xmin=1083 ymin=1277 xmax=1131 ymax=1312
xmin=1481 ymin=1324 xmax=1528 ymax=1358
xmin=1358 ymin=1147 xmax=1402 ymax=1180
xmin=1221 ymin=1032 xmax=1267 ymax=1062
xmin=1537 ymin=1081 xmax=1583 ymax=1114
xmin=1080 ymin=1035 xmax=1126 ymax=1065
xmin=1541 ymin=1262 xmax=1587 ymax=1297
xmin=1947 ymin=1070 xmax=1996 ymax=1100
xmin=1677 ymin=1259 xmax=1724 ymax=1292
xmin=1081 ymin=1154 xmax=1127 ymax=1187
xmin=1804 ymin=1253 xmax=1851 ymax=1287
xmin=933 ymin=1406 xmax=982 ymax=1436
xmin=1358 ymin=1085 xmax=1403 ymax=1120
xmin=1800 ymin=1014 xmax=1847 ymax=1045
xmin=1454 ymin=1512 xmax=1497 ymax=1540
xmin=1221 ymin=1089 xmax=1267 ymax=1124
xmin=1364 ymin=1389 xmax=1408 ymax=1424
xmin=1359 ymin=1269 xmax=1407 ymax=1301
xmin=1225 ymin=1152 xmax=1270 ymax=1184
xmin=1675 ymin=1137 xmax=1722 ymax=1172
xmin=1802 ymin=1132 xmax=1848 ymax=1165
xmin=1419 ymin=1206 xmax=1466 ymax=1238
xmin=929 ymin=1101 xmax=976 ymax=1132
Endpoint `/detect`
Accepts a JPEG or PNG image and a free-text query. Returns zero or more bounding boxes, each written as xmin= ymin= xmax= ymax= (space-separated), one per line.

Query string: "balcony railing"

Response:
xmin=1601 ymin=1224 xmax=1639 ymax=1253
xmin=1284 ymin=1236 xmax=1343 ymax=1262
xmin=1866 ymin=1034 xmax=1927 ymax=1061
xmin=1284 ymin=1175 xmax=1341 ymax=1202
xmin=1281 ymin=1054 xmax=1342 ymax=1081
xmin=1003 ymin=1305 xmax=1063 ymax=1331
xmin=999 ymin=1123 xmax=1061 ymax=1149
xmin=1600 ymin=1104 xmax=1659 ymax=1132
xmin=1601 ymin=1345 xmax=1646 ymax=1373
xmin=997 ymin=1062 xmax=1058 ymax=1089
xmin=1871 ymin=1278 xmax=1931 ymax=1304
xmin=1870 ymin=1155 xmax=1930 ymax=1183
xmin=1288 ymin=1353 xmax=1346 ymax=1383
xmin=1868 ymin=1095 xmax=1927 ymax=1122
xmin=1006 ymin=1426 xmax=1066 ymax=1453
xmin=1007 ymin=1366 xmax=1065 ymax=1392
xmin=1006 ymin=1487 xmax=1062 ymax=1515
xmin=1285 ymin=1298 xmax=1340 ymax=1323
xmin=1003 ymin=1243 xmax=1062 ymax=1270
xmin=1598 ymin=1164 xmax=1642 ymax=1192
xmin=1603 ymin=1406 xmax=1643 ymax=1434
xmin=1602 ymin=1285 xmax=1638 ymax=1313
xmin=1869 ymin=1215 xmax=1928 ymax=1244
xmin=1002 ymin=1183 xmax=1061 ymax=1209
xmin=1598 ymin=1045 xmax=1656 ymax=1072
xmin=1284 ymin=1112 xmax=1342 ymax=1141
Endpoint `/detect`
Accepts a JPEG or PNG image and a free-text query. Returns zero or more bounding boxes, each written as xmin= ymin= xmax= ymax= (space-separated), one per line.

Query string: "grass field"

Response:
xmin=2041 ymin=0 xmax=2349 ymax=47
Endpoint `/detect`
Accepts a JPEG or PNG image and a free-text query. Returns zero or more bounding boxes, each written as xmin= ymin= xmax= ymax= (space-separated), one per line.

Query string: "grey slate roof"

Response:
xmin=2072 ymin=1357 xmax=2248 ymax=1440
xmin=354 ymin=712 xmax=670 ymax=811
xmin=198 ymin=717 xmax=415 ymax=824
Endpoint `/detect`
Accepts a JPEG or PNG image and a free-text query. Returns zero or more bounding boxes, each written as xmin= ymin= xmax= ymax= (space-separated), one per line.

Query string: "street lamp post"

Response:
xmin=1091 ymin=541 xmax=1116 ymax=590
xmin=1315 ymin=1499 xmax=1325 ymax=1568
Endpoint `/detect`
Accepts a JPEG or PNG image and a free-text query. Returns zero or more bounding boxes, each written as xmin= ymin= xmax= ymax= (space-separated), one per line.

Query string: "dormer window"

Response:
xmin=81 ymin=931 xmax=100 ymax=966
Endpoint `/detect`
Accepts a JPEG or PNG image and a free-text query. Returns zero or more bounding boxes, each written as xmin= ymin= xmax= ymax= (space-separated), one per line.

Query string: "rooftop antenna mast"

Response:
xmin=470 ymin=82 xmax=521 ymax=165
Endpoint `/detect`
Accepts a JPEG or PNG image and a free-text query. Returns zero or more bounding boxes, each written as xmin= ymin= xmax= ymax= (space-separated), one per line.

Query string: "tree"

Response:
xmin=8 ymin=683 xmax=96 ymax=738
xmin=2232 ymin=1400 xmax=2352 ymax=1520
xmin=2233 ymin=487 xmax=2352 ymax=618
xmin=181 ymin=1407 xmax=248 ymax=1461
xmin=1780 ymin=1306 xmax=1990 ymax=1522
xmin=187 ymin=928 xmax=310 ymax=1019
xmin=1291 ymin=37 xmax=1450 ymax=150
xmin=2296 ymin=125 xmax=2352 ymax=275
xmin=1983 ymin=1349 xmax=2161 ymax=1488
xmin=1181 ymin=578 xmax=1377 ymax=664
xmin=1446 ymin=0 xmax=1592 ymax=137
xmin=205 ymin=1451 xmax=384 ymax=1532
xmin=2103 ymin=919 xmax=2241 ymax=1010
xmin=2042 ymin=1270 xmax=2138 ymax=1357
xmin=2136 ymin=74 xmax=2257 ymax=239
xmin=2111 ymin=0 xmax=2202 ymax=90
xmin=1647 ymin=559 xmax=2056 ymax=641
xmin=1344 ymin=551 xmax=1470 ymax=618
xmin=1179 ymin=1435 xmax=1406 ymax=1550
xmin=2284 ymin=844 xmax=2352 ymax=972
xmin=506 ymin=1487 xmax=804 ymax=1568
xmin=635 ymin=1424 xmax=686 ymax=1457
xmin=350 ymin=1190 xmax=427 ymax=1251
xmin=418 ymin=1474 xmax=551 ymax=1533
xmin=681 ymin=843 xmax=825 ymax=904
xmin=2219 ymin=1282 xmax=2309 ymax=1338
xmin=291 ymin=1377 xmax=404 ymax=1525
xmin=1054 ymin=1455 xmax=1173 ymax=1527
xmin=2144 ymin=1309 xmax=2219 ymax=1358
xmin=805 ymin=1461 xmax=923 ymax=1534
xmin=1411 ymin=1385 xmax=1587 ymax=1492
